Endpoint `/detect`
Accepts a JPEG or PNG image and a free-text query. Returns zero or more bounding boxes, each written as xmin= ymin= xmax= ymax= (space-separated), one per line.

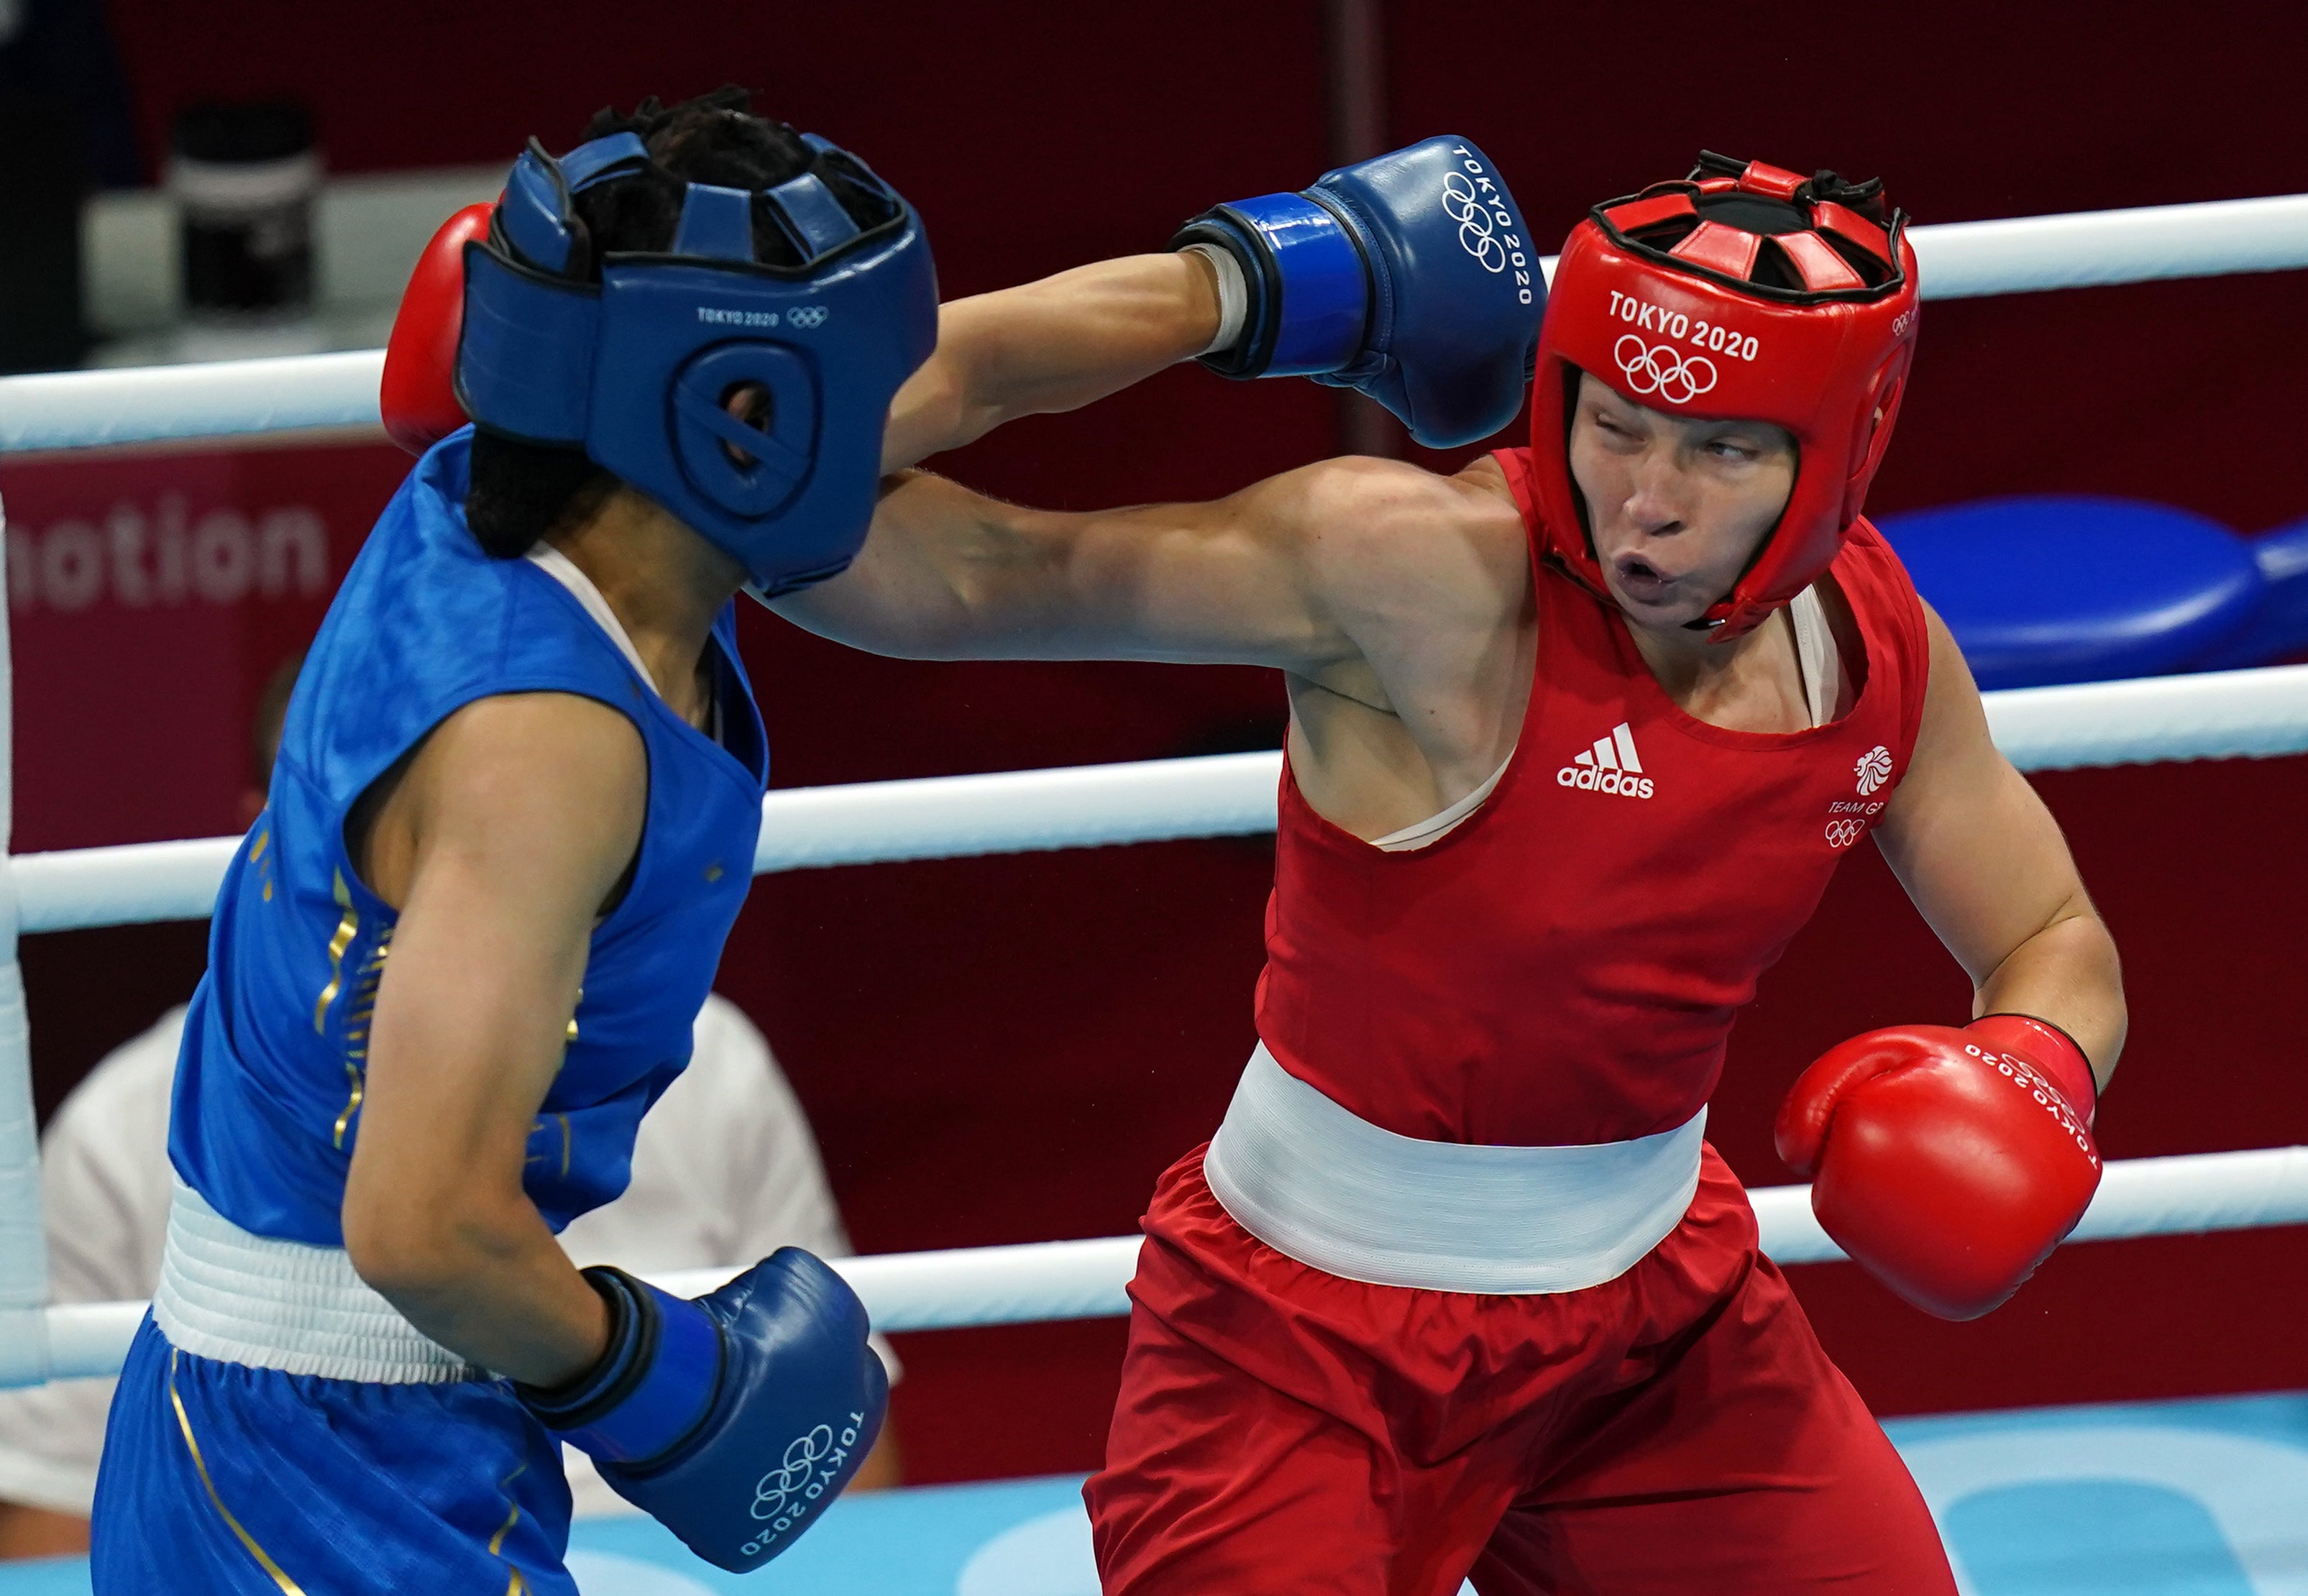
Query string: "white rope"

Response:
xmin=1981 ymin=664 xmax=2308 ymax=770
xmin=1902 ymin=192 xmax=2308 ymax=301
xmin=747 ymin=749 xmax=1282 ymax=872
xmin=11 ymin=665 xmax=2308 ymax=935
xmin=1746 ymin=1145 xmax=2308 ymax=1264
xmin=13 ymin=835 xmax=243 ymax=935
xmin=3 ymin=193 xmax=2305 ymax=454
xmin=29 ymin=1146 xmax=2308 ymax=1382
xmin=0 ymin=349 xmax=384 ymax=454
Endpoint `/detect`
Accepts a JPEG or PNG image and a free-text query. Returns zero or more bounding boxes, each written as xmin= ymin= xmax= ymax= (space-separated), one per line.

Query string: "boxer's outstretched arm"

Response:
xmin=879 ymin=253 xmax=1221 ymax=472
xmin=776 ymin=455 xmax=1514 ymax=688
xmin=792 ymin=465 xmax=1344 ymax=669
xmin=341 ymin=692 xmax=646 ymax=1386
xmin=1874 ymin=606 xmax=2127 ymax=1083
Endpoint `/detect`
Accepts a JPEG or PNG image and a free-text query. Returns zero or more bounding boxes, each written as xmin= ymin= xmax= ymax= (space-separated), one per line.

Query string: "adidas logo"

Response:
xmin=1556 ymin=723 xmax=1655 ymax=799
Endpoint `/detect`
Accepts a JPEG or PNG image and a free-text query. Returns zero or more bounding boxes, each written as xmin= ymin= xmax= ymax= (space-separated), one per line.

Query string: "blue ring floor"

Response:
xmin=6 ymin=1390 xmax=2302 ymax=1593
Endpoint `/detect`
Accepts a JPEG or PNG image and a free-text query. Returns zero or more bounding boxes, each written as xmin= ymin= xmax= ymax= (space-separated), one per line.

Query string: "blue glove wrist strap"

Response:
xmin=517 ymin=1267 xmax=725 ymax=1467
xmin=1176 ymin=192 xmax=1368 ymax=379
xmin=1219 ymin=192 xmax=1368 ymax=376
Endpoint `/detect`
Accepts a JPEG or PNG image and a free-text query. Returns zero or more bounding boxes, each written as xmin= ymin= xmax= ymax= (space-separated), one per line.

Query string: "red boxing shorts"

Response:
xmin=1085 ymin=1145 xmax=1955 ymax=1595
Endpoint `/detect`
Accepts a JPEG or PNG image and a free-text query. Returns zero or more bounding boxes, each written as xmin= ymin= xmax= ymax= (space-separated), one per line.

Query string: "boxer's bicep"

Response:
xmin=345 ymin=694 xmax=644 ymax=1288
xmin=1874 ymin=607 xmax=2098 ymax=987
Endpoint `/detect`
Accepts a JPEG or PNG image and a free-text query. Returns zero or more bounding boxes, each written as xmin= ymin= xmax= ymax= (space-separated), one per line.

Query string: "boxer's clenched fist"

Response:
xmin=519 ymin=1250 xmax=887 ymax=1572
xmin=1173 ymin=134 xmax=1543 ymax=448
xmin=380 ymin=202 xmax=491 ymax=455
xmin=1776 ymin=1015 xmax=2100 ymax=1321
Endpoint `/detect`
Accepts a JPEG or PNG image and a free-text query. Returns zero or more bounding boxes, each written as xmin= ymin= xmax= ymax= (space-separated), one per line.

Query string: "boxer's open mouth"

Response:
xmin=1613 ymin=554 xmax=1677 ymax=600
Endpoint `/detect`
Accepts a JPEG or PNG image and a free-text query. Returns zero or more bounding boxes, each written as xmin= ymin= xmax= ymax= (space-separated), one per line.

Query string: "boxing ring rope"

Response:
xmin=32 ymin=1144 xmax=2308 ymax=1380
xmin=8 ymin=666 xmax=2308 ymax=1383
xmin=12 ymin=661 xmax=2308 ymax=931
xmin=5 ymin=190 xmax=2308 ymax=451
xmin=1 ymin=184 xmax=2307 ymax=1388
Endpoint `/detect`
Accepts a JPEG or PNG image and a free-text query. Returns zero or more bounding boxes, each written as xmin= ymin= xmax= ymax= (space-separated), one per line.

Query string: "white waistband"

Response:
xmin=1204 ymin=1044 xmax=1705 ymax=1294
xmin=154 ymin=1181 xmax=479 ymax=1384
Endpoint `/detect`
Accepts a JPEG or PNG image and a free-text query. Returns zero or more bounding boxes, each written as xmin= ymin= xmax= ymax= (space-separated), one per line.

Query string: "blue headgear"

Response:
xmin=457 ymin=131 xmax=938 ymax=595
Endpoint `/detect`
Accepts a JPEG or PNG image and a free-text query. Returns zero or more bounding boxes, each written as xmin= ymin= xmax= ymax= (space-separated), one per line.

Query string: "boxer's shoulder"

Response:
xmin=1270 ymin=457 xmax=1531 ymax=733
xmin=1272 ymin=454 xmax=1526 ymax=599
xmin=348 ymin=689 xmax=648 ymax=913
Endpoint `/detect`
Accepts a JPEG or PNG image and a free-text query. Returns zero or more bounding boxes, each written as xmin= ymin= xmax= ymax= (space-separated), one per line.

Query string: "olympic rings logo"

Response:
xmin=1440 ymin=172 xmax=1507 ymax=274
xmin=1823 ymin=817 xmax=1867 ymax=850
xmin=787 ymin=305 xmax=830 ymax=329
xmin=739 ymin=1411 xmax=868 ymax=1559
xmin=751 ymin=1425 xmax=836 ymax=1521
xmin=1613 ymin=336 xmax=1717 ymax=404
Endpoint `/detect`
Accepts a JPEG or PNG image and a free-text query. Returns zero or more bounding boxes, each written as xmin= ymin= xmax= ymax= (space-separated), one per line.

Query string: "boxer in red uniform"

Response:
xmin=803 ymin=150 xmax=2122 ymax=1592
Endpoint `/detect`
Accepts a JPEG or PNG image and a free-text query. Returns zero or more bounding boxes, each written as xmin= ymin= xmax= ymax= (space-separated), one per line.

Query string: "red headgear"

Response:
xmin=1528 ymin=152 xmax=1920 ymax=639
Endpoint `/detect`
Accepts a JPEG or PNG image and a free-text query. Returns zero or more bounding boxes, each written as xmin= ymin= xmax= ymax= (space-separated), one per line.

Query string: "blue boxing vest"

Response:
xmin=168 ymin=430 xmax=768 ymax=1245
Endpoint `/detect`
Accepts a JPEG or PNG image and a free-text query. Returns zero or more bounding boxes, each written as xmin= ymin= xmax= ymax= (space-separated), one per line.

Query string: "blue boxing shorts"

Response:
xmin=93 ymin=1316 xmax=575 ymax=1594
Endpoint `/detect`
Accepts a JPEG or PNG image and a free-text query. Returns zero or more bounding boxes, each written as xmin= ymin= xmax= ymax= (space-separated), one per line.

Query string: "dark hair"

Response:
xmin=464 ymin=86 xmax=897 ymax=558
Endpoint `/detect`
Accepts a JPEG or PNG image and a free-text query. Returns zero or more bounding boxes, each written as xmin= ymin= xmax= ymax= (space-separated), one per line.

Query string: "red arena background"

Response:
xmin=6 ymin=1 xmax=2305 ymax=1483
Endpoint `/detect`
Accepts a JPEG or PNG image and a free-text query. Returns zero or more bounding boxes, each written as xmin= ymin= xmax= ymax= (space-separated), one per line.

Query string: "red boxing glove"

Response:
xmin=380 ymin=202 xmax=493 ymax=456
xmin=1774 ymin=1016 xmax=2101 ymax=1321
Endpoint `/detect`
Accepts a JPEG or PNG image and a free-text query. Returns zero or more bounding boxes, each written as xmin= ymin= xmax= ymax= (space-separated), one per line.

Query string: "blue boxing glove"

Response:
xmin=516 ymin=1251 xmax=886 ymax=1572
xmin=1172 ymin=135 xmax=1544 ymax=449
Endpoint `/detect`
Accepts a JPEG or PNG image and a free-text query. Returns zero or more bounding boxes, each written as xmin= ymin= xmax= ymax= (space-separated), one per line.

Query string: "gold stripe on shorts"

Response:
xmin=168 ymin=1349 xmax=306 ymax=1595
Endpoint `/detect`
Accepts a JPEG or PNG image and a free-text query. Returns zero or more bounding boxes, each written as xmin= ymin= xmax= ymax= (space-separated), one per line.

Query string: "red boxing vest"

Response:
xmin=1253 ymin=446 xmax=1931 ymax=1147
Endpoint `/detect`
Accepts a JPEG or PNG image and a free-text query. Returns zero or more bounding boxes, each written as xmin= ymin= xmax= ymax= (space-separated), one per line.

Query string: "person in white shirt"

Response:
xmin=0 ymin=655 xmax=899 ymax=1557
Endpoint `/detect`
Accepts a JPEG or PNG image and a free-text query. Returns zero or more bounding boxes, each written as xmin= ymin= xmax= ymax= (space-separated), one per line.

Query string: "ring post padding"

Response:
xmin=0 ymin=498 xmax=52 ymax=1387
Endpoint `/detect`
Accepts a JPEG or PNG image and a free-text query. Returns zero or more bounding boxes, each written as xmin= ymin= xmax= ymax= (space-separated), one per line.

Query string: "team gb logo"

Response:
xmin=1855 ymin=746 xmax=1894 ymax=796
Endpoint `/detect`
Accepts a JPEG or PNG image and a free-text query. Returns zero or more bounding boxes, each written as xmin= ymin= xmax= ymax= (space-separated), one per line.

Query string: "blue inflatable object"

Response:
xmin=2188 ymin=515 xmax=2308 ymax=671
xmin=1874 ymin=495 xmax=2261 ymax=689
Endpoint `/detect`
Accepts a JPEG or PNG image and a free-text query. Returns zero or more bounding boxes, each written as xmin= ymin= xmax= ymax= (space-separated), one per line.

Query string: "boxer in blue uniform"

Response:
xmin=88 ymin=91 xmax=935 ymax=1592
